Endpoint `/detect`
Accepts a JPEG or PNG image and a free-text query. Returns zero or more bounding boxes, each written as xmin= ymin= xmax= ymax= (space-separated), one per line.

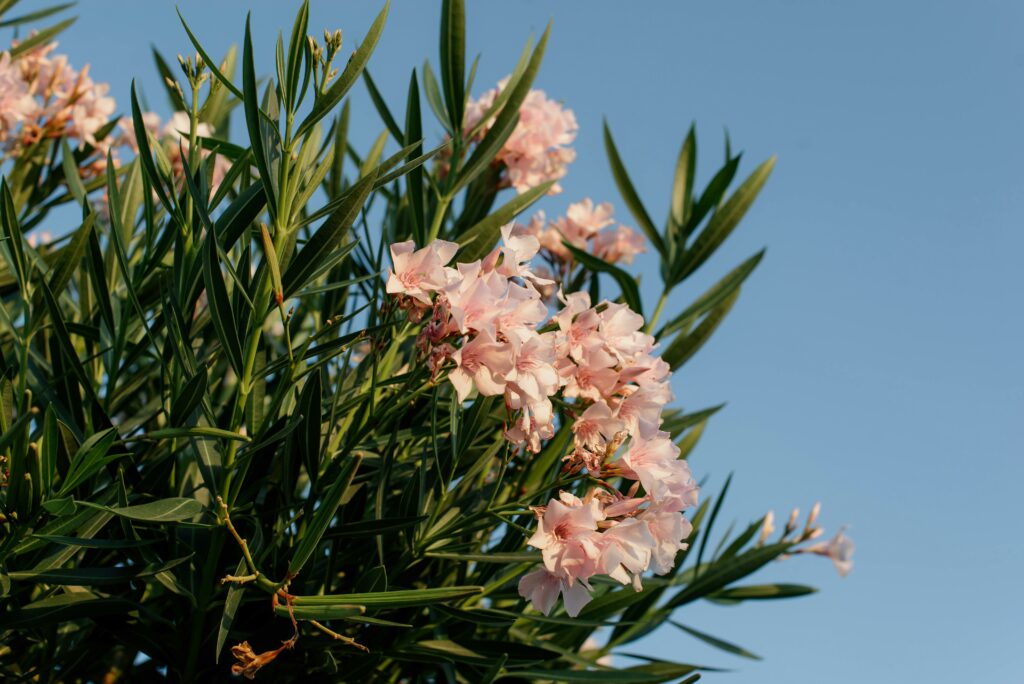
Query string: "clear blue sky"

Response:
xmin=22 ymin=0 xmax=1024 ymax=681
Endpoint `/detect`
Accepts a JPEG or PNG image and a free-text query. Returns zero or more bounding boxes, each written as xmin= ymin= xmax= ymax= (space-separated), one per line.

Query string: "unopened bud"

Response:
xmin=807 ymin=501 xmax=821 ymax=529
xmin=785 ymin=507 xmax=800 ymax=534
xmin=759 ymin=510 xmax=775 ymax=544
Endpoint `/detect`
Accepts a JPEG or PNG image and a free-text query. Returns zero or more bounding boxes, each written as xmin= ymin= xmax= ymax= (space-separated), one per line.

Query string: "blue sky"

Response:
xmin=21 ymin=0 xmax=1024 ymax=681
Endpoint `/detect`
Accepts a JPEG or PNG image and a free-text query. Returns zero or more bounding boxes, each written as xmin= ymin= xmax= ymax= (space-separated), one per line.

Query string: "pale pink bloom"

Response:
xmin=491 ymin=281 xmax=548 ymax=337
xmin=464 ymin=77 xmax=578 ymax=195
xmin=809 ymin=528 xmax=854 ymax=577
xmin=571 ymin=400 xmax=624 ymax=454
xmin=619 ymin=434 xmax=699 ymax=509
xmin=505 ymin=330 xmax=560 ymax=405
xmin=615 ymin=387 xmax=666 ymax=439
xmin=593 ymin=224 xmax=646 ymax=265
xmin=387 ymin=240 xmax=460 ymax=306
xmin=448 ymin=331 xmax=513 ymax=402
xmin=504 ymin=397 xmax=555 ymax=453
xmin=598 ymin=517 xmax=655 ymax=590
xmin=0 ymin=52 xmax=38 ymax=145
xmin=445 ymin=261 xmax=509 ymax=336
xmin=554 ymin=291 xmax=603 ymax=363
xmin=566 ymin=199 xmax=615 ymax=237
xmin=495 ymin=223 xmax=554 ymax=287
xmin=640 ymin=504 xmax=693 ymax=575
xmin=528 ymin=491 xmax=604 ymax=586
xmin=517 ymin=567 xmax=593 ymax=617
xmin=63 ymin=68 xmax=116 ymax=148
xmin=602 ymin=496 xmax=647 ymax=518
xmin=563 ymin=349 xmax=620 ymax=402
xmin=598 ymin=302 xmax=652 ymax=361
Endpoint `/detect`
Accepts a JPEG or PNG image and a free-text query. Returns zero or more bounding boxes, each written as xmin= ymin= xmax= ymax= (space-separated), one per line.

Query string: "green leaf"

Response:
xmin=81 ymin=497 xmax=205 ymax=523
xmin=8 ymin=556 xmax=191 ymax=586
xmin=708 ymin=583 xmax=817 ymax=601
xmin=670 ymin=124 xmax=697 ymax=232
xmin=273 ymin=603 xmax=366 ymax=621
xmin=458 ymin=180 xmax=553 ymax=261
xmin=243 ymin=13 xmax=279 ymax=219
xmin=282 ymin=170 xmax=375 ymax=297
xmin=679 ymin=156 xmax=775 ymax=281
xmin=658 ymin=250 xmax=763 ymax=339
xmin=603 ymin=121 xmax=666 ymax=258
xmin=440 ymin=0 xmax=466 ymax=132
xmin=661 ymin=289 xmax=739 ymax=371
xmin=57 ymin=429 xmax=120 ymax=497
xmin=0 ymin=3 xmax=74 ymax=29
xmin=670 ymin=620 xmax=761 ymax=660
xmin=288 ymin=454 xmax=360 ymax=576
xmin=563 ymin=242 xmax=644 ymax=316
xmin=363 ymin=69 xmax=404 ymax=142
xmin=170 ymin=370 xmax=208 ymax=425
xmin=665 ymin=541 xmax=793 ymax=609
xmin=296 ymin=0 xmax=390 ymax=139
xmin=8 ymin=16 xmax=75 ymax=58
xmin=0 ymin=593 xmax=136 ymax=630
xmin=202 ymin=233 xmax=245 ymax=376
xmin=291 ymin=585 xmax=482 ymax=609
xmin=143 ymin=427 xmax=249 ymax=442
xmin=499 ymin=667 xmax=700 ymax=683
xmin=405 ymin=70 xmax=426 ymax=244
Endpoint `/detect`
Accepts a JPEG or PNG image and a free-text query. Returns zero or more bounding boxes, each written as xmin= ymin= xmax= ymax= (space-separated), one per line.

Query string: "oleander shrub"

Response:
xmin=0 ymin=1 xmax=853 ymax=681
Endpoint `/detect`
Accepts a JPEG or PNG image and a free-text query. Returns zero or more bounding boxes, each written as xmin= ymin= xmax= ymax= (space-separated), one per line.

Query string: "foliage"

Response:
xmin=0 ymin=1 xmax=850 ymax=681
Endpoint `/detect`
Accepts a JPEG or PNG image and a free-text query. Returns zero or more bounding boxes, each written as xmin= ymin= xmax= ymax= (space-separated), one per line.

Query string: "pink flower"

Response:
xmin=517 ymin=567 xmax=594 ymax=617
xmin=386 ymin=240 xmax=459 ymax=306
xmin=465 ymin=78 xmax=578 ymax=195
xmin=615 ymin=387 xmax=666 ymax=439
xmin=445 ymin=261 xmax=509 ymax=336
xmin=571 ymin=400 xmax=624 ymax=454
xmin=565 ymin=199 xmax=615 ymax=236
xmin=448 ymin=331 xmax=513 ymax=402
xmin=505 ymin=331 xmax=560 ymax=405
xmin=619 ymin=434 xmax=699 ymax=509
xmin=0 ymin=52 xmax=38 ymax=145
xmin=504 ymin=397 xmax=555 ymax=453
xmin=598 ymin=517 xmax=655 ymax=589
xmin=593 ymin=224 xmax=646 ymax=265
xmin=639 ymin=504 xmax=693 ymax=575
xmin=809 ymin=528 xmax=855 ymax=577
xmin=528 ymin=492 xmax=604 ymax=586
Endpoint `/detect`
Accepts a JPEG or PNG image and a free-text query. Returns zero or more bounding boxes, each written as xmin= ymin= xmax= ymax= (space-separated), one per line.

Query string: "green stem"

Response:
xmin=427 ymin=194 xmax=452 ymax=242
xmin=646 ymin=290 xmax=669 ymax=335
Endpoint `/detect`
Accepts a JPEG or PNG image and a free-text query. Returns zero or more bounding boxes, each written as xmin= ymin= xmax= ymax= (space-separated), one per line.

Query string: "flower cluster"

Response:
xmin=464 ymin=77 xmax=578 ymax=195
xmin=519 ymin=198 xmax=646 ymax=279
xmin=0 ymin=40 xmax=228 ymax=193
xmin=0 ymin=39 xmax=116 ymax=168
xmin=387 ymin=235 xmax=697 ymax=617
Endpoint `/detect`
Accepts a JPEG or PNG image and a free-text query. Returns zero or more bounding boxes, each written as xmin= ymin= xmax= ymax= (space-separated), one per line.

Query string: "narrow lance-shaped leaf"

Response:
xmin=202 ymin=233 xmax=245 ymax=376
xmin=243 ymin=13 xmax=279 ymax=219
xmin=440 ymin=0 xmax=466 ymax=132
xmin=603 ymin=120 xmax=666 ymax=258
xmin=288 ymin=454 xmax=361 ymax=577
xmin=680 ymin=155 xmax=775 ymax=280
